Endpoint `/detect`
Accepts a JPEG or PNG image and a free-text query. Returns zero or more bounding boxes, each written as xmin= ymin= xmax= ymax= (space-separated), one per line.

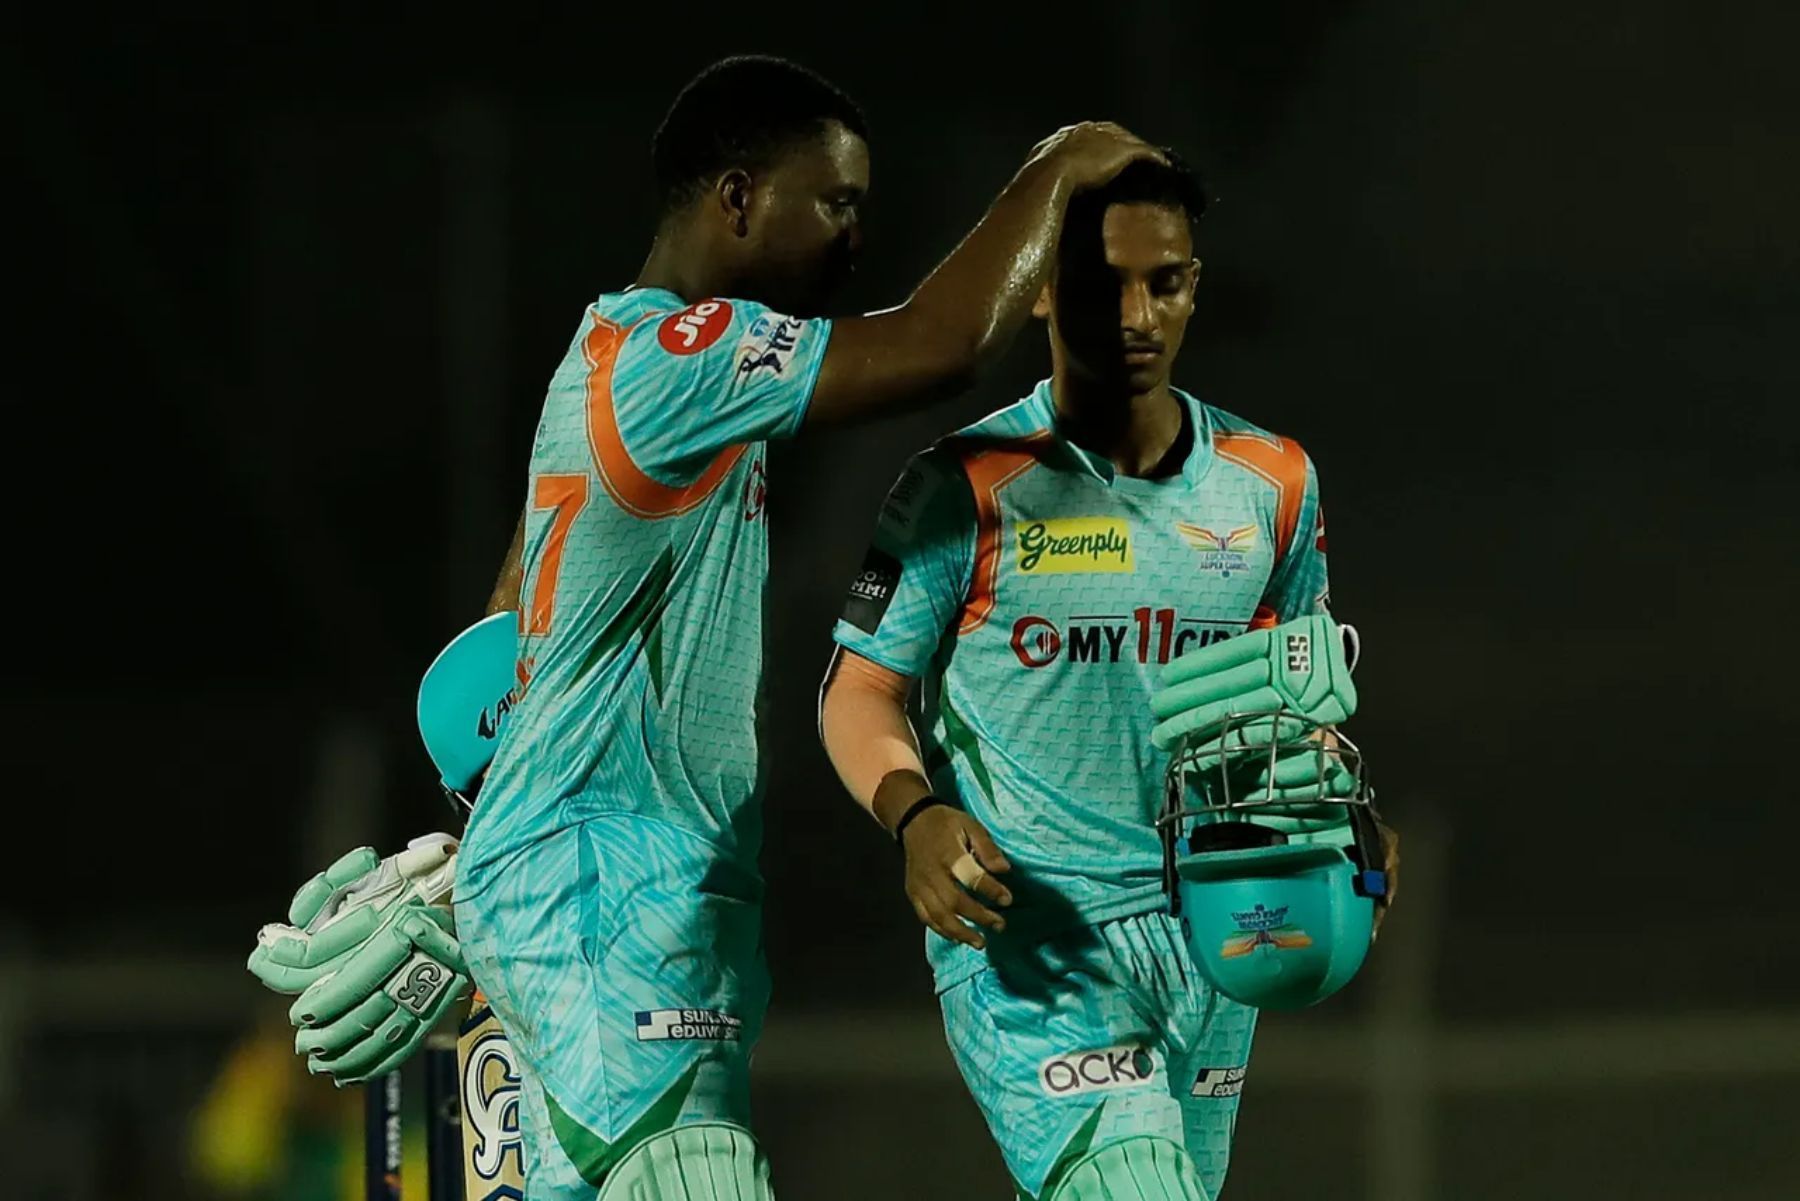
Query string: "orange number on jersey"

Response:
xmin=527 ymin=474 xmax=590 ymax=636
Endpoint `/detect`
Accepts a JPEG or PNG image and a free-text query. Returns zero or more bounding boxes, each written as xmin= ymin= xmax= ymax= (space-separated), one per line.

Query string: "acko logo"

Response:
xmin=1016 ymin=517 xmax=1134 ymax=574
xmin=657 ymin=300 xmax=733 ymax=355
xmin=1039 ymin=1045 xmax=1157 ymax=1097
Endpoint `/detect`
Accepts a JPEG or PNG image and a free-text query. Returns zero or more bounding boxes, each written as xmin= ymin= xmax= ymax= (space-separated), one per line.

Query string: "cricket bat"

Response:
xmin=456 ymin=994 xmax=526 ymax=1199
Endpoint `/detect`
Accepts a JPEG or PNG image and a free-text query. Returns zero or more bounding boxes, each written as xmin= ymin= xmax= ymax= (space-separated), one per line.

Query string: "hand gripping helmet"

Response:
xmin=416 ymin=611 xmax=524 ymax=812
xmin=1159 ymin=709 xmax=1387 ymax=1010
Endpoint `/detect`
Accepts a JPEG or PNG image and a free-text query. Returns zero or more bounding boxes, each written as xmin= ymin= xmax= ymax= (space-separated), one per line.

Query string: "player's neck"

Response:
xmin=635 ymin=221 xmax=736 ymax=304
xmin=1051 ymin=371 xmax=1187 ymax=480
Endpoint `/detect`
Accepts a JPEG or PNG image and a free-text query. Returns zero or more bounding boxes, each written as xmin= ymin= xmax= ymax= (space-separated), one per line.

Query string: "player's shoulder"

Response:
xmin=1198 ymin=395 xmax=1293 ymax=446
xmin=1198 ymin=394 xmax=1316 ymax=478
xmin=602 ymin=288 xmax=815 ymax=374
xmin=928 ymin=394 xmax=1057 ymax=476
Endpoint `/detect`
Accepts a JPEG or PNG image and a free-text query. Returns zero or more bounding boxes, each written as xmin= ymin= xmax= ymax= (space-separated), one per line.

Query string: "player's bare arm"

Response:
xmin=487 ymin=511 xmax=526 ymax=615
xmin=818 ymin=647 xmax=1012 ymax=949
xmin=807 ymin=123 xmax=1167 ymax=425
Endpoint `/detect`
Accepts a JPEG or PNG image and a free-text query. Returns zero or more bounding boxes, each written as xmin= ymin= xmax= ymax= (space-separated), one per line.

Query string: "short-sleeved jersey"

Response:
xmin=832 ymin=380 xmax=1329 ymax=989
xmin=458 ymin=287 xmax=832 ymax=898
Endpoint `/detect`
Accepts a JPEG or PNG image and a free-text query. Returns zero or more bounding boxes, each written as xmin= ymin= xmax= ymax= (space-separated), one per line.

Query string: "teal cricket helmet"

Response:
xmin=416 ymin=611 xmax=522 ymax=809
xmin=1159 ymin=711 xmax=1387 ymax=1011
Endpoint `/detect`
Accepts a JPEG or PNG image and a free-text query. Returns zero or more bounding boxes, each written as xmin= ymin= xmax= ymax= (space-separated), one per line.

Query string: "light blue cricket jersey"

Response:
xmin=833 ymin=381 xmax=1331 ymax=989
xmin=459 ymin=288 xmax=831 ymax=898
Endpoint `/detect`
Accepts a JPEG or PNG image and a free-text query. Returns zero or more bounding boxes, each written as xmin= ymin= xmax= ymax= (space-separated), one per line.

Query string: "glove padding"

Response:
xmin=247 ymin=834 xmax=471 ymax=1085
xmin=1151 ymin=615 xmax=1358 ymax=751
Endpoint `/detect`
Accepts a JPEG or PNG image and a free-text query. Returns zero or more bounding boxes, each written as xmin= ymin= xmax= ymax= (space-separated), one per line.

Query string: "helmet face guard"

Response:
xmin=1159 ymin=709 xmax=1387 ymax=1010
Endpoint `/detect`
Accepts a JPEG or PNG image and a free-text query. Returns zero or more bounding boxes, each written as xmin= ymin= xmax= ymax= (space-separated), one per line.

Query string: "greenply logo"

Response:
xmin=1016 ymin=518 xmax=1134 ymax=574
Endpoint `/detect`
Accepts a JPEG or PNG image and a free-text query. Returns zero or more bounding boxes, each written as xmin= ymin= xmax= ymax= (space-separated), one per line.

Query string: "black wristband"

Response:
xmin=891 ymin=796 xmax=947 ymax=845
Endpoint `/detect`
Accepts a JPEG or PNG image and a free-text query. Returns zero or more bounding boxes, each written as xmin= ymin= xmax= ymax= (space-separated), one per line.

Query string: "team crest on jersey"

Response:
xmin=1177 ymin=522 xmax=1257 ymax=578
xmin=1016 ymin=517 xmax=1134 ymax=574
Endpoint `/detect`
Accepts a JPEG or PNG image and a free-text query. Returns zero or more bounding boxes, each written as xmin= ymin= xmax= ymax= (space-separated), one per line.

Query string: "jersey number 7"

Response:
xmin=527 ymin=474 xmax=589 ymax=636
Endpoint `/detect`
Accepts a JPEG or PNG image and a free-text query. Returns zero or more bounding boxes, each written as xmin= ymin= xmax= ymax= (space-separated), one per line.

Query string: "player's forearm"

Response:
xmin=486 ymin=512 xmax=526 ymax=616
xmin=903 ymin=155 xmax=1073 ymax=370
xmin=808 ymin=125 xmax=1162 ymax=427
xmin=818 ymin=649 xmax=934 ymax=830
xmin=805 ymin=159 xmax=1074 ymax=425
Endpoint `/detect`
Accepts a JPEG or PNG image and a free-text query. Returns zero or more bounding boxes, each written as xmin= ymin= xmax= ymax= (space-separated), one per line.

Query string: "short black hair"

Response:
xmin=652 ymin=55 xmax=868 ymax=214
xmin=1066 ymin=151 xmax=1208 ymax=238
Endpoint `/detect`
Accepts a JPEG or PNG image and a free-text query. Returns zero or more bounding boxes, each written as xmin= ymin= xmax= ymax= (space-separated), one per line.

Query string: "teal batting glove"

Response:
xmin=248 ymin=834 xmax=471 ymax=1086
xmin=1179 ymin=715 xmax=1360 ymax=835
xmin=246 ymin=846 xmax=383 ymax=992
xmin=1151 ymin=614 xmax=1358 ymax=751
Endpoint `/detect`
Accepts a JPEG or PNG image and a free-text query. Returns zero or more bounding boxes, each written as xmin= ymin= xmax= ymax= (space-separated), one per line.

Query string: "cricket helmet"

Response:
xmin=416 ymin=611 xmax=522 ymax=809
xmin=1159 ymin=710 xmax=1386 ymax=1010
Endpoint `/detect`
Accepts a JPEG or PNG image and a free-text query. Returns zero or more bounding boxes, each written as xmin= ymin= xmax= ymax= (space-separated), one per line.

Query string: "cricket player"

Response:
xmin=251 ymin=55 xmax=1168 ymax=1201
xmin=820 ymin=155 xmax=1390 ymax=1200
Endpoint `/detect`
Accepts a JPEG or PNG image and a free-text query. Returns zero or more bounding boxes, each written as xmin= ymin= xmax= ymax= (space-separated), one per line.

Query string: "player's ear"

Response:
xmin=716 ymin=169 xmax=753 ymax=237
xmin=1189 ymin=257 xmax=1202 ymax=287
xmin=1031 ymin=281 xmax=1052 ymax=321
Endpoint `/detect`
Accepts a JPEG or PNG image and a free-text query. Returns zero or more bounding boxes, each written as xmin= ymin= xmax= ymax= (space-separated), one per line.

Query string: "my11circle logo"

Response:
xmin=1011 ymin=609 xmax=1239 ymax=668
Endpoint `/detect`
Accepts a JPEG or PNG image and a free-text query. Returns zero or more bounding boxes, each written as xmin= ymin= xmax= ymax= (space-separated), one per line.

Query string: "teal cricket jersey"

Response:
xmin=832 ymin=380 xmax=1331 ymax=989
xmin=458 ymin=288 xmax=832 ymax=898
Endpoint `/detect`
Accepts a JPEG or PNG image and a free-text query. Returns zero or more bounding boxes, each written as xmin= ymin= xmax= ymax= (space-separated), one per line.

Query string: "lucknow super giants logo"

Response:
xmin=1177 ymin=521 xmax=1258 ymax=578
xmin=1220 ymin=903 xmax=1314 ymax=958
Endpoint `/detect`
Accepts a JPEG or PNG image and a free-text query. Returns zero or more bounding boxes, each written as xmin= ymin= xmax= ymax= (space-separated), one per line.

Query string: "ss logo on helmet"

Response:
xmin=388 ymin=952 xmax=451 ymax=1016
xmin=1285 ymin=632 xmax=1311 ymax=674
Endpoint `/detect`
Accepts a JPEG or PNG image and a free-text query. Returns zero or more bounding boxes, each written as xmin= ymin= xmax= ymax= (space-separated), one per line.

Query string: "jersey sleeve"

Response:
xmin=611 ymin=297 xmax=832 ymax=481
xmin=832 ymin=449 xmax=977 ymax=678
xmin=1260 ymin=451 xmax=1331 ymax=621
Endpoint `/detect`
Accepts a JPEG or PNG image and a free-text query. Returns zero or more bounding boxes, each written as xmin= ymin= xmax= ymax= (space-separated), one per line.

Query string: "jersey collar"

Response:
xmin=613 ymin=285 xmax=685 ymax=316
xmin=1024 ymin=378 xmax=1215 ymax=492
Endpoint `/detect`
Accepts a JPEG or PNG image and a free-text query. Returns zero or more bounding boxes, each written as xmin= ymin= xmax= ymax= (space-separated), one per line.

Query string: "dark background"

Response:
xmin=6 ymin=3 xmax=1798 ymax=1199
